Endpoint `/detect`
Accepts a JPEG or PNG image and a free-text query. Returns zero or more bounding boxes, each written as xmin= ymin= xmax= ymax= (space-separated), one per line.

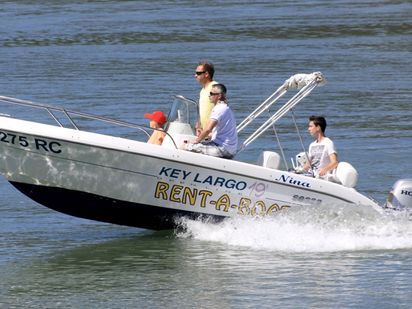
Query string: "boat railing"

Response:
xmin=237 ymin=72 xmax=326 ymax=151
xmin=0 ymin=95 xmax=179 ymax=149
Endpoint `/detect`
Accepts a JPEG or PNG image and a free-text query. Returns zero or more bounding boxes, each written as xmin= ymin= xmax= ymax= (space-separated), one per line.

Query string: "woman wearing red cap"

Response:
xmin=144 ymin=111 xmax=167 ymax=145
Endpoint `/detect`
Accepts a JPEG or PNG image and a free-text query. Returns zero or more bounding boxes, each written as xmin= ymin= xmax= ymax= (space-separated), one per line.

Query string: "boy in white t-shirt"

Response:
xmin=304 ymin=116 xmax=338 ymax=176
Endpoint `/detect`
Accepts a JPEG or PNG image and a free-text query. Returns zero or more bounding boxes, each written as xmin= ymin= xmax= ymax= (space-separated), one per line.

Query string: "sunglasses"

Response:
xmin=195 ymin=71 xmax=206 ymax=76
xmin=209 ymin=92 xmax=220 ymax=96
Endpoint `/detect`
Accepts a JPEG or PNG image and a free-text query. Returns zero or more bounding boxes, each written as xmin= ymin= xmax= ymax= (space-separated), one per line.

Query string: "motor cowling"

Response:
xmin=386 ymin=179 xmax=412 ymax=210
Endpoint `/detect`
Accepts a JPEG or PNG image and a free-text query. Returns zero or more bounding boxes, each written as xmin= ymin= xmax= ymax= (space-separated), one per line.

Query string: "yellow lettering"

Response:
xmin=215 ymin=194 xmax=231 ymax=212
xmin=170 ymin=185 xmax=183 ymax=203
xmin=155 ymin=181 xmax=169 ymax=200
xmin=238 ymin=198 xmax=251 ymax=215
xmin=251 ymin=201 xmax=266 ymax=217
xmin=182 ymin=187 xmax=197 ymax=206
xmin=266 ymin=203 xmax=280 ymax=215
xmin=154 ymin=181 xmax=286 ymax=216
xmin=198 ymin=190 xmax=213 ymax=208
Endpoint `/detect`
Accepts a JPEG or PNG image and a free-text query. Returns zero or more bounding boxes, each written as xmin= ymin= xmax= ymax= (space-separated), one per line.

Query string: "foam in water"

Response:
xmin=177 ymin=203 xmax=412 ymax=252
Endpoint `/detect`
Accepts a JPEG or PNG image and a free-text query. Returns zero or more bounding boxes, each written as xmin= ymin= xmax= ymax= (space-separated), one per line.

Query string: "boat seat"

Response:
xmin=328 ymin=162 xmax=358 ymax=188
xmin=257 ymin=151 xmax=281 ymax=169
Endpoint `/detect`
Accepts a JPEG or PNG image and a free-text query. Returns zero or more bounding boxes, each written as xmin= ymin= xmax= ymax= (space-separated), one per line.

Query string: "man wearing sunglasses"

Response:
xmin=183 ymin=83 xmax=238 ymax=159
xmin=194 ymin=61 xmax=218 ymax=136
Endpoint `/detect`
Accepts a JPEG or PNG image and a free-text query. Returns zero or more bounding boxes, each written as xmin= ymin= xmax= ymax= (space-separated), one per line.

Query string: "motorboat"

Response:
xmin=1 ymin=72 xmax=411 ymax=230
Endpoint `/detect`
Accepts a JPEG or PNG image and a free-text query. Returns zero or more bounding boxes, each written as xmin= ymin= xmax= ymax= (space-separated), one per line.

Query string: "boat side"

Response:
xmin=0 ymin=116 xmax=380 ymax=229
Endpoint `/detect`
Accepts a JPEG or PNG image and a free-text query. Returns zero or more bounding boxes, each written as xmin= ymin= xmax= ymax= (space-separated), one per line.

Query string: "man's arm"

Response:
xmin=195 ymin=120 xmax=202 ymax=137
xmin=318 ymin=153 xmax=338 ymax=176
xmin=194 ymin=119 xmax=217 ymax=143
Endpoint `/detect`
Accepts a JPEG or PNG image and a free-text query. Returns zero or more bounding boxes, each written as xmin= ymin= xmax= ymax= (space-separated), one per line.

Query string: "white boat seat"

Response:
xmin=257 ymin=151 xmax=281 ymax=169
xmin=329 ymin=162 xmax=358 ymax=188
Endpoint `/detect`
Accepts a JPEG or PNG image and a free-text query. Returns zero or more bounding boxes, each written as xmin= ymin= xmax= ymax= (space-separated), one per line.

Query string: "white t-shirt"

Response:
xmin=308 ymin=137 xmax=336 ymax=173
xmin=210 ymin=102 xmax=238 ymax=155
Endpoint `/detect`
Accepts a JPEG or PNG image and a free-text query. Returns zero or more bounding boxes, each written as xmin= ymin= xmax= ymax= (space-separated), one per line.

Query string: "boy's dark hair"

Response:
xmin=309 ymin=115 xmax=327 ymax=133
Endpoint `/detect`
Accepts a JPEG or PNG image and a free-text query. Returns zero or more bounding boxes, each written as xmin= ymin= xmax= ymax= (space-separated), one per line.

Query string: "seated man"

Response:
xmin=144 ymin=110 xmax=167 ymax=145
xmin=183 ymin=83 xmax=237 ymax=159
xmin=304 ymin=115 xmax=338 ymax=176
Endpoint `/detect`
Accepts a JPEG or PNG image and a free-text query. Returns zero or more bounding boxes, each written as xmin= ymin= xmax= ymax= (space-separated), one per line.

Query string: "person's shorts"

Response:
xmin=186 ymin=140 xmax=234 ymax=159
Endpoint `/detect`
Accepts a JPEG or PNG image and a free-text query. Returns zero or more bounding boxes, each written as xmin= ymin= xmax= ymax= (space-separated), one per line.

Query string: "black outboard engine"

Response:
xmin=386 ymin=179 xmax=412 ymax=210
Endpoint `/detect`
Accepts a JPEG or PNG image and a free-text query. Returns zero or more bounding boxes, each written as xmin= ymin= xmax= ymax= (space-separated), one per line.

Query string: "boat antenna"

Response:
xmin=270 ymin=122 xmax=289 ymax=170
xmin=291 ymin=109 xmax=313 ymax=172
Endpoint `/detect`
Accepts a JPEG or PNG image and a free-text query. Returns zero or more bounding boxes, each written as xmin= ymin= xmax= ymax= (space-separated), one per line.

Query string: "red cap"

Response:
xmin=144 ymin=111 xmax=167 ymax=126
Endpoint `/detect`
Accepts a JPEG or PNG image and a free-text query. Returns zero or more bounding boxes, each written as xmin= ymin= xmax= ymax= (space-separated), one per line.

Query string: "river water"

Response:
xmin=1 ymin=1 xmax=412 ymax=308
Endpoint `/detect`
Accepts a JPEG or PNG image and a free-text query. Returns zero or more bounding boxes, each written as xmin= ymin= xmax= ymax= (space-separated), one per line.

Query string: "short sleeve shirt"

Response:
xmin=308 ymin=137 xmax=336 ymax=172
xmin=210 ymin=102 xmax=238 ymax=155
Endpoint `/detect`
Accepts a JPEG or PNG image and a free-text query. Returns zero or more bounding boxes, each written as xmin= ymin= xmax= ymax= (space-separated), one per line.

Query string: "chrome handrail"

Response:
xmin=0 ymin=95 xmax=151 ymax=135
xmin=0 ymin=95 xmax=185 ymax=149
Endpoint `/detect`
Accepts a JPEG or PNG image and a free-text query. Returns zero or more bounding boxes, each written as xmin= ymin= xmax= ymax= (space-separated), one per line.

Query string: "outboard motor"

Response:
xmin=385 ymin=179 xmax=412 ymax=210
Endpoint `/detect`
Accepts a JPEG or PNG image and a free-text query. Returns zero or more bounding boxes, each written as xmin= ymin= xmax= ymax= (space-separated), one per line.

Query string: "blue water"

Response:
xmin=1 ymin=1 xmax=412 ymax=308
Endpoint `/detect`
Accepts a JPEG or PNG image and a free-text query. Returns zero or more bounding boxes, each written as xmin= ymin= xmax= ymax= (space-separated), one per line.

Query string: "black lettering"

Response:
xmin=35 ymin=139 xmax=49 ymax=151
xmin=235 ymin=181 xmax=247 ymax=190
xmin=18 ymin=136 xmax=29 ymax=147
xmin=401 ymin=190 xmax=412 ymax=196
xmin=159 ymin=167 xmax=171 ymax=177
xmin=170 ymin=169 xmax=180 ymax=179
xmin=225 ymin=179 xmax=236 ymax=188
xmin=0 ymin=132 xmax=8 ymax=142
xmin=49 ymin=141 xmax=61 ymax=153
xmin=214 ymin=177 xmax=225 ymax=187
xmin=277 ymin=175 xmax=288 ymax=182
xmin=8 ymin=133 xmax=16 ymax=144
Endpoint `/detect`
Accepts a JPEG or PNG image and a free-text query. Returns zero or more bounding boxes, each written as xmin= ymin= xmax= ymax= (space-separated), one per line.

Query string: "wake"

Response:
xmin=177 ymin=203 xmax=412 ymax=252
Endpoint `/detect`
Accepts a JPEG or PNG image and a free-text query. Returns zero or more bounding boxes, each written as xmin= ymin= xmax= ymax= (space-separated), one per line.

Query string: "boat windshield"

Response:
xmin=166 ymin=95 xmax=198 ymax=130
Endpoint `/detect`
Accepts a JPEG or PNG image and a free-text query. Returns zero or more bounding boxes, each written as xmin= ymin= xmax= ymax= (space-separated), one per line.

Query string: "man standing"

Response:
xmin=194 ymin=61 xmax=218 ymax=136
xmin=304 ymin=115 xmax=339 ymax=176
xmin=184 ymin=84 xmax=237 ymax=159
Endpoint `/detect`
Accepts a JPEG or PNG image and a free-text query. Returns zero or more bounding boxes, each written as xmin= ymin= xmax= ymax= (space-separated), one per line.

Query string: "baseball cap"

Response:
xmin=144 ymin=111 xmax=167 ymax=126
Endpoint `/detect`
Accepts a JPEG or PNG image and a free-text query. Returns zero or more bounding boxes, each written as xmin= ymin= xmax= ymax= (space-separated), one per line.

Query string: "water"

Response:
xmin=1 ymin=0 xmax=412 ymax=308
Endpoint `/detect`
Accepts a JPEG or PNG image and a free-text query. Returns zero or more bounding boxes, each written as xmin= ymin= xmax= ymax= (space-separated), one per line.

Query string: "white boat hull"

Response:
xmin=0 ymin=116 xmax=380 ymax=230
